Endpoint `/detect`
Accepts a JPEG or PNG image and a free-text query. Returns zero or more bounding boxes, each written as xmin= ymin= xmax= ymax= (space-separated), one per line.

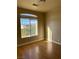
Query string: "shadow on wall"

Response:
xmin=46 ymin=0 xmax=61 ymax=44
xmin=46 ymin=14 xmax=61 ymax=44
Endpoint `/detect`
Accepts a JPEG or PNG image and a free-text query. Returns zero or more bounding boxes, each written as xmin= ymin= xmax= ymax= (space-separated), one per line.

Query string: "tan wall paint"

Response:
xmin=17 ymin=7 xmax=46 ymax=45
xmin=46 ymin=2 xmax=61 ymax=44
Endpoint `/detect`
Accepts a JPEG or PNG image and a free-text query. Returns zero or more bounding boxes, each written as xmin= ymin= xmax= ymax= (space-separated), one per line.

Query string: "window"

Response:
xmin=20 ymin=14 xmax=38 ymax=38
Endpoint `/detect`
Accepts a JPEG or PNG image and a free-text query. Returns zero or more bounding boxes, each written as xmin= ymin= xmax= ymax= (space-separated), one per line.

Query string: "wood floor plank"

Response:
xmin=17 ymin=41 xmax=61 ymax=59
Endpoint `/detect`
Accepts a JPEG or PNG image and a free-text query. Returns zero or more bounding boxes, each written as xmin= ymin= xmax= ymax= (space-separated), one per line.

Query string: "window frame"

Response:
xmin=20 ymin=14 xmax=38 ymax=39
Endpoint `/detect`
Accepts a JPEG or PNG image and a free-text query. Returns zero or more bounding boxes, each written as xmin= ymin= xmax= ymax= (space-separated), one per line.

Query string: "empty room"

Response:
xmin=17 ymin=0 xmax=61 ymax=59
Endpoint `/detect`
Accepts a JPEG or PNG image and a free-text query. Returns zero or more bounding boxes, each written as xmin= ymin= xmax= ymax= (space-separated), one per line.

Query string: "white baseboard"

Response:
xmin=52 ymin=40 xmax=61 ymax=45
xmin=17 ymin=39 xmax=44 ymax=47
xmin=17 ymin=39 xmax=61 ymax=47
xmin=47 ymin=40 xmax=61 ymax=45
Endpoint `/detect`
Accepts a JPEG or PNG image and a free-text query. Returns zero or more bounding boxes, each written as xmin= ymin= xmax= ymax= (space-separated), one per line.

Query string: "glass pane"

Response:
xmin=20 ymin=18 xmax=30 ymax=38
xmin=20 ymin=18 xmax=38 ymax=38
xmin=30 ymin=19 xmax=38 ymax=36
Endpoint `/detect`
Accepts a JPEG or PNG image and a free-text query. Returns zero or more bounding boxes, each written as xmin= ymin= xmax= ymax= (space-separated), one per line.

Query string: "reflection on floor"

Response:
xmin=17 ymin=41 xmax=61 ymax=59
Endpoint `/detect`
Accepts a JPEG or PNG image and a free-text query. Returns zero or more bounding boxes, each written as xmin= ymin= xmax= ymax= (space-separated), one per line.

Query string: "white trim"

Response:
xmin=47 ymin=40 xmax=61 ymax=45
xmin=52 ymin=40 xmax=61 ymax=45
xmin=17 ymin=39 xmax=44 ymax=47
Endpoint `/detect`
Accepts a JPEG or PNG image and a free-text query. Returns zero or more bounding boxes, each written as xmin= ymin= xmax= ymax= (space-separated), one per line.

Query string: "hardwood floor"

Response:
xmin=17 ymin=41 xmax=61 ymax=59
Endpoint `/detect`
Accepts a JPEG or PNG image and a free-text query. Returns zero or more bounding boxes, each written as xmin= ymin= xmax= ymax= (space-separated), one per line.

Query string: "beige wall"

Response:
xmin=46 ymin=1 xmax=61 ymax=44
xmin=17 ymin=7 xmax=46 ymax=45
xmin=17 ymin=1 xmax=61 ymax=45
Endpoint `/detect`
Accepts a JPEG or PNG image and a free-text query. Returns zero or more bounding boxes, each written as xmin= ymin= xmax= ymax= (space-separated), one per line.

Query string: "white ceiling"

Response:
xmin=17 ymin=0 xmax=60 ymax=12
